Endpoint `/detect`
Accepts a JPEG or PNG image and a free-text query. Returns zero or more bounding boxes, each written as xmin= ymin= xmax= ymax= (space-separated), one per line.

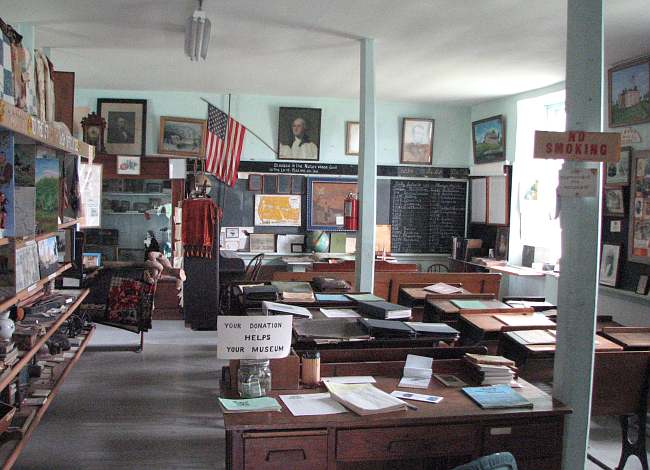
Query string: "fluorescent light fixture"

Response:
xmin=185 ymin=0 xmax=211 ymax=61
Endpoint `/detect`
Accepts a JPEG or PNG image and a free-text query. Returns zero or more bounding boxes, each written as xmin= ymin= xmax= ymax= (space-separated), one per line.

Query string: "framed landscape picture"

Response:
xmin=97 ymin=98 xmax=147 ymax=156
xmin=606 ymin=146 xmax=631 ymax=185
xmin=278 ymin=107 xmax=321 ymax=161
xmin=599 ymin=244 xmax=621 ymax=287
xmin=116 ymin=155 xmax=141 ymax=175
xmin=400 ymin=118 xmax=434 ymax=165
xmin=608 ymin=57 xmax=650 ymax=128
xmin=306 ymin=177 xmax=357 ymax=231
xmin=158 ymin=116 xmax=206 ymax=157
xmin=628 ymin=150 xmax=650 ymax=264
xmin=472 ymin=115 xmax=505 ymax=165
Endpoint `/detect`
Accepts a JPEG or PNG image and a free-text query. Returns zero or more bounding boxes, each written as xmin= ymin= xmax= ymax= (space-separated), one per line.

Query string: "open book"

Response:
xmin=324 ymin=382 xmax=408 ymax=415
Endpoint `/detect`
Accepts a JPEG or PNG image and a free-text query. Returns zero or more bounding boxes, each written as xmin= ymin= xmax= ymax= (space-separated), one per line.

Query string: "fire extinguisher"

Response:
xmin=344 ymin=193 xmax=359 ymax=230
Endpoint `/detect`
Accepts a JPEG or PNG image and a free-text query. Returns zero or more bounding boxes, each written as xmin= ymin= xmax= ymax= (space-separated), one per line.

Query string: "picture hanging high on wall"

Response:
xmin=608 ymin=57 xmax=650 ymax=128
xmin=158 ymin=116 xmax=206 ymax=157
xmin=306 ymin=177 xmax=357 ymax=231
xmin=400 ymin=118 xmax=434 ymax=165
xmin=472 ymin=115 xmax=505 ymax=165
xmin=346 ymin=121 xmax=360 ymax=156
xmin=97 ymin=98 xmax=147 ymax=156
xmin=628 ymin=150 xmax=650 ymax=264
xmin=278 ymin=107 xmax=321 ymax=161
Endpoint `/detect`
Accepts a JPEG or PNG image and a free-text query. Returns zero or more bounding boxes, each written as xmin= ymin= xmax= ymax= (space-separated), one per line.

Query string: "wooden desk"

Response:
xmin=600 ymin=327 xmax=650 ymax=350
xmin=425 ymin=299 xmax=533 ymax=328
xmin=223 ymin=361 xmax=570 ymax=470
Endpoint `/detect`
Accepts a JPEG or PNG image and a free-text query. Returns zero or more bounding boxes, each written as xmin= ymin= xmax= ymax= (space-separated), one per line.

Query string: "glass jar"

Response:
xmin=238 ymin=360 xmax=272 ymax=398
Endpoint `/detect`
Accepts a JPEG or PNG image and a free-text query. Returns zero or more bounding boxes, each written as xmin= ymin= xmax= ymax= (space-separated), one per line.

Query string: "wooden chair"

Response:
xmin=427 ymin=263 xmax=449 ymax=272
xmin=244 ymin=253 xmax=264 ymax=281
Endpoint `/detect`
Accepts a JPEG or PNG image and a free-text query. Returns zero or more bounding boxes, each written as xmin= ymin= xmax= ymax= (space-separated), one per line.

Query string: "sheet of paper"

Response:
xmin=398 ymin=376 xmax=431 ymax=389
xmin=391 ymin=390 xmax=443 ymax=404
xmin=319 ymin=308 xmax=361 ymax=318
xmin=322 ymin=376 xmax=376 ymax=384
xmin=423 ymin=283 xmax=463 ymax=294
xmin=280 ymin=393 xmax=348 ymax=416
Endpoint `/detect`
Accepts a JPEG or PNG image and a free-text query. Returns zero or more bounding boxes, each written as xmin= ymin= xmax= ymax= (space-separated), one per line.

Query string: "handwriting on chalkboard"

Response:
xmin=390 ymin=180 xmax=467 ymax=253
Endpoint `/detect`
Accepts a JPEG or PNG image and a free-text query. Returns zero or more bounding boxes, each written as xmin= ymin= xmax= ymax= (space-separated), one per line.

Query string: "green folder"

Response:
xmin=346 ymin=293 xmax=384 ymax=302
xmin=218 ymin=397 xmax=282 ymax=413
xmin=451 ymin=299 xmax=487 ymax=309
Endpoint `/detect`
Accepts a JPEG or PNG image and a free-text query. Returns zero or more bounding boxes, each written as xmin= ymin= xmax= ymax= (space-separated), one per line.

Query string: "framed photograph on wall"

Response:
xmin=277 ymin=175 xmax=292 ymax=194
xmin=249 ymin=233 xmax=275 ymax=253
xmin=248 ymin=174 xmax=263 ymax=191
xmin=158 ymin=116 xmax=206 ymax=157
xmin=628 ymin=150 xmax=650 ymax=264
xmin=605 ymin=188 xmax=625 ymax=216
xmin=345 ymin=121 xmax=359 ymax=156
xmin=400 ymin=118 xmax=434 ymax=165
xmin=608 ymin=57 xmax=650 ymax=128
xmin=599 ymin=244 xmax=621 ymax=287
xmin=97 ymin=98 xmax=147 ymax=155
xmin=606 ymin=146 xmax=631 ymax=185
xmin=494 ymin=227 xmax=509 ymax=260
xmin=277 ymin=107 xmax=321 ymax=161
xmin=472 ymin=115 xmax=505 ymax=165
xmin=116 ymin=155 xmax=141 ymax=175
xmin=306 ymin=177 xmax=357 ymax=231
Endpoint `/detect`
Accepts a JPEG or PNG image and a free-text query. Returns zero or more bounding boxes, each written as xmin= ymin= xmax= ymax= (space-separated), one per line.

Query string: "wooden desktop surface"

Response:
xmin=503 ymin=330 xmax=624 ymax=354
xmin=600 ymin=327 xmax=650 ymax=350
xmin=460 ymin=313 xmax=556 ymax=335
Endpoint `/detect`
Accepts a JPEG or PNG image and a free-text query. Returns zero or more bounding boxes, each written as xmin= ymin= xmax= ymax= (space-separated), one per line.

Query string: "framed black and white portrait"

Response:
xmin=278 ymin=107 xmax=321 ymax=161
xmin=97 ymin=98 xmax=147 ymax=156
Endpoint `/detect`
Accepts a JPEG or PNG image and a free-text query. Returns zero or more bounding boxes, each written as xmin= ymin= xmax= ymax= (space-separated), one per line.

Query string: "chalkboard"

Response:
xmin=390 ymin=180 xmax=467 ymax=253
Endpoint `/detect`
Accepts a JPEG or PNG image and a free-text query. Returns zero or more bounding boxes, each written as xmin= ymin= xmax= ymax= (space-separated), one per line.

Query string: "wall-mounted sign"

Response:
xmin=620 ymin=127 xmax=642 ymax=145
xmin=216 ymin=315 xmax=292 ymax=360
xmin=534 ymin=131 xmax=621 ymax=163
xmin=558 ymin=168 xmax=598 ymax=197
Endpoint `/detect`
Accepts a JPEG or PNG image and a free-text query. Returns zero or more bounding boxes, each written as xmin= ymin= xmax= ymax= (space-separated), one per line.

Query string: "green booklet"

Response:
xmin=462 ymin=385 xmax=533 ymax=409
xmin=218 ymin=397 xmax=282 ymax=413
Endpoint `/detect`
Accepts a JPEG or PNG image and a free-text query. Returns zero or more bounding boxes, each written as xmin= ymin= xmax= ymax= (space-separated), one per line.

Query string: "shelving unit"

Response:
xmin=0 ymin=324 xmax=95 ymax=469
xmin=0 ymin=263 xmax=73 ymax=313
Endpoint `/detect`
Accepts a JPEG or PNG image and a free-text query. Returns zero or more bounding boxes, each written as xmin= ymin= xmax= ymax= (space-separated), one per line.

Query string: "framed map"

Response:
xmin=254 ymin=195 xmax=301 ymax=226
xmin=306 ymin=177 xmax=357 ymax=231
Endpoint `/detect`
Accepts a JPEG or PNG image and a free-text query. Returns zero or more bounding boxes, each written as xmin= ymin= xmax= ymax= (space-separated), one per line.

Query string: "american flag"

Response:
xmin=205 ymin=104 xmax=246 ymax=187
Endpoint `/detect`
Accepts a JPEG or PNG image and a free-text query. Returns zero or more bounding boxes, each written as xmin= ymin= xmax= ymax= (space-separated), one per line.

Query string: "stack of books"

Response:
xmin=358 ymin=319 xmax=459 ymax=339
xmin=324 ymin=382 xmax=408 ymax=415
xmin=356 ymin=300 xmax=411 ymax=320
xmin=271 ymin=281 xmax=315 ymax=302
xmin=0 ymin=342 xmax=18 ymax=369
xmin=464 ymin=353 xmax=517 ymax=386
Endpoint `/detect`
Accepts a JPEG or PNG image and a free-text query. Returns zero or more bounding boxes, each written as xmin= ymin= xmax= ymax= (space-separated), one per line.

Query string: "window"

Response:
xmin=512 ymin=90 xmax=565 ymax=265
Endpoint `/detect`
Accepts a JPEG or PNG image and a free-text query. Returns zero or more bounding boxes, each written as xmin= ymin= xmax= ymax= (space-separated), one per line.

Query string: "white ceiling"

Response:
xmin=4 ymin=0 xmax=649 ymax=105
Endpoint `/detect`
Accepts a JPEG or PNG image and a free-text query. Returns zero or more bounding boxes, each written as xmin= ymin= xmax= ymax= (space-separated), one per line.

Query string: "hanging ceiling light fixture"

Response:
xmin=185 ymin=0 xmax=211 ymax=61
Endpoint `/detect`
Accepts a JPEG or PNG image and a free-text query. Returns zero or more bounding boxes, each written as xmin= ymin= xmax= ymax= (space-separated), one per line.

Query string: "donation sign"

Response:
xmin=217 ymin=315 xmax=292 ymax=360
xmin=534 ymin=131 xmax=621 ymax=163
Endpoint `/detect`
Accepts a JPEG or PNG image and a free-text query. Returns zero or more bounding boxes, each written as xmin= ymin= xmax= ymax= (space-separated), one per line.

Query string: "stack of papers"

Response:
xmin=493 ymin=313 xmax=555 ymax=327
xmin=399 ymin=354 xmax=432 ymax=389
xmin=423 ymin=283 xmax=463 ymax=294
xmin=510 ymin=329 xmax=556 ymax=345
xmin=262 ymin=301 xmax=312 ymax=318
xmin=280 ymin=393 xmax=347 ymax=416
xmin=325 ymin=382 xmax=408 ymax=415
xmin=322 ymin=376 xmax=376 ymax=384
xmin=218 ymin=397 xmax=282 ymax=413
xmin=319 ymin=308 xmax=360 ymax=318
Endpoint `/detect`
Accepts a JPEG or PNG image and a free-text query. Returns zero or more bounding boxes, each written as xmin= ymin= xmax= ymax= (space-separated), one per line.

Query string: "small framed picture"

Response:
xmin=263 ymin=174 xmax=278 ymax=194
xmin=637 ymin=275 xmax=649 ymax=295
xmin=291 ymin=243 xmax=304 ymax=253
xmin=277 ymin=175 xmax=292 ymax=194
xmin=345 ymin=121 xmax=359 ymax=156
xmin=494 ymin=227 xmax=509 ymax=260
xmin=97 ymin=98 xmax=147 ymax=156
xmin=608 ymin=58 xmax=650 ymax=128
xmin=599 ymin=244 xmax=621 ymax=287
xmin=225 ymin=228 xmax=239 ymax=239
xmin=605 ymin=147 xmax=631 ymax=185
xmin=249 ymin=233 xmax=275 ymax=252
xmin=116 ymin=155 xmax=141 ymax=175
xmin=82 ymin=252 xmax=102 ymax=269
xmin=248 ymin=174 xmax=263 ymax=191
xmin=605 ymin=188 xmax=625 ymax=216
xmin=400 ymin=118 xmax=434 ymax=165
xmin=472 ymin=115 xmax=506 ymax=165
xmin=158 ymin=116 xmax=206 ymax=157
xmin=291 ymin=175 xmax=304 ymax=195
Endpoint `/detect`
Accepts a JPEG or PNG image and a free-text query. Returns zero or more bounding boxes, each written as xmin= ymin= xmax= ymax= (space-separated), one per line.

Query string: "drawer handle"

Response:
xmin=388 ymin=439 xmax=424 ymax=453
xmin=265 ymin=449 xmax=306 ymax=462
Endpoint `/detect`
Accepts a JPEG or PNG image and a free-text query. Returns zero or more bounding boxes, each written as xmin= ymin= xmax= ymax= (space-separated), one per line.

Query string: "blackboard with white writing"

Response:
xmin=390 ymin=180 xmax=467 ymax=253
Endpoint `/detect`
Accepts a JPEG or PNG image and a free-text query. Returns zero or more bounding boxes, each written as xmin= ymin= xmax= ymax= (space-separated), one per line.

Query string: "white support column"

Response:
xmin=355 ymin=38 xmax=377 ymax=292
xmin=553 ymin=1 xmax=603 ymax=468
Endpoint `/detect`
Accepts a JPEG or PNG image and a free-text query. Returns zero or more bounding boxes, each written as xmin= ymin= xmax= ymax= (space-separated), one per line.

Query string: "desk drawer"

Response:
xmin=482 ymin=420 xmax=563 ymax=465
xmin=337 ymin=424 xmax=478 ymax=461
xmin=243 ymin=430 xmax=328 ymax=470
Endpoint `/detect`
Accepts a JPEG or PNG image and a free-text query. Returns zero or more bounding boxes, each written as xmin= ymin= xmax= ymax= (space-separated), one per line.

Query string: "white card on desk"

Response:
xmin=404 ymin=354 xmax=433 ymax=378
xmin=398 ymin=376 xmax=431 ymax=389
xmin=391 ymin=390 xmax=443 ymax=404
xmin=319 ymin=308 xmax=361 ymax=318
xmin=280 ymin=393 xmax=348 ymax=416
xmin=322 ymin=376 xmax=376 ymax=384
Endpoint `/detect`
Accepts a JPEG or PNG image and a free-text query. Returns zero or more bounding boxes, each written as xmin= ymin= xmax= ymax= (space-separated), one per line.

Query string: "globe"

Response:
xmin=306 ymin=231 xmax=330 ymax=253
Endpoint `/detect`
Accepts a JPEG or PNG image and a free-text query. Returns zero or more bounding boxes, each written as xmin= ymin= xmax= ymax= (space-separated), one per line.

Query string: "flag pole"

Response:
xmin=200 ymin=96 xmax=278 ymax=156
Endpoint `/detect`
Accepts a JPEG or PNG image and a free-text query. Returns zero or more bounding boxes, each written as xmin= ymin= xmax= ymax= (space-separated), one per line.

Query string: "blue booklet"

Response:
xmin=462 ymin=384 xmax=533 ymax=409
xmin=315 ymin=293 xmax=350 ymax=302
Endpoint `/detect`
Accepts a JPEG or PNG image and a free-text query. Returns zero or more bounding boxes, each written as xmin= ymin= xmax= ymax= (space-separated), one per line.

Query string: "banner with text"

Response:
xmin=534 ymin=131 xmax=621 ymax=163
xmin=217 ymin=315 xmax=292 ymax=359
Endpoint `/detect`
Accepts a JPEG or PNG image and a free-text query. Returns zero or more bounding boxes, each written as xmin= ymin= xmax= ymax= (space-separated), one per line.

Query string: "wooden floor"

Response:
xmin=11 ymin=321 xmax=647 ymax=470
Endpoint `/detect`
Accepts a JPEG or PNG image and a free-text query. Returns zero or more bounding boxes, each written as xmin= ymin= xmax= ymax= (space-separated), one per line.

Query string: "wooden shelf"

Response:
xmin=57 ymin=219 xmax=79 ymax=230
xmin=0 ymin=288 xmax=89 ymax=393
xmin=0 ymin=102 xmax=94 ymax=159
xmin=0 ymin=324 xmax=95 ymax=470
xmin=0 ymin=263 xmax=74 ymax=313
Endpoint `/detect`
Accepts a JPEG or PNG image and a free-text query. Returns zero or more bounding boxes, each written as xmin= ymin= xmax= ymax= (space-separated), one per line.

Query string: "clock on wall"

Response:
xmin=81 ymin=112 xmax=106 ymax=153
